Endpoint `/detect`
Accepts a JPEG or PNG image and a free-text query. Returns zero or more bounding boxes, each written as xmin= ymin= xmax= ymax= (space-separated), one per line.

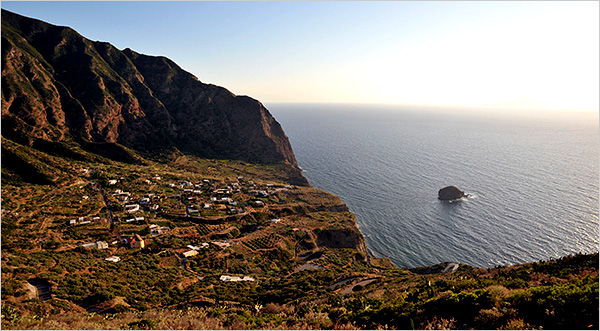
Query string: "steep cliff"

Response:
xmin=1 ymin=9 xmax=302 ymax=179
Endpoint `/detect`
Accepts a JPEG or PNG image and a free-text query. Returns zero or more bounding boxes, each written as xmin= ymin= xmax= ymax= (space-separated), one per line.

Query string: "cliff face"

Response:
xmin=1 ymin=9 xmax=300 ymax=172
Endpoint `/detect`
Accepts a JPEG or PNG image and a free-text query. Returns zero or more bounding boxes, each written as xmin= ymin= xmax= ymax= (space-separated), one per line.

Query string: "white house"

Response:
xmin=95 ymin=241 xmax=109 ymax=249
xmin=105 ymin=256 xmax=121 ymax=262
xmin=125 ymin=204 xmax=140 ymax=213
xmin=183 ymin=250 xmax=198 ymax=258
xmin=219 ymin=275 xmax=255 ymax=282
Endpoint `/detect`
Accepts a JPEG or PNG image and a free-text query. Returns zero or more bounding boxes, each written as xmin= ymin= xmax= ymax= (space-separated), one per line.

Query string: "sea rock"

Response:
xmin=438 ymin=186 xmax=466 ymax=200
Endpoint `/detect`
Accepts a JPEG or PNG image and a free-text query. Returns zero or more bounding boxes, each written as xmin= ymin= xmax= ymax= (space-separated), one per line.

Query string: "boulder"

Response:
xmin=438 ymin=186 xmax=465 ymax=200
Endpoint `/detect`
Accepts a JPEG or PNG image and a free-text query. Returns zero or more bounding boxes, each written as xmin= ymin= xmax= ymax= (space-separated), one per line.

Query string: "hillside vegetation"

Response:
xmin=1 ymin=8 xmax=598 ymax=330
xmin=1 ymin=139 xmax=598 ymax=330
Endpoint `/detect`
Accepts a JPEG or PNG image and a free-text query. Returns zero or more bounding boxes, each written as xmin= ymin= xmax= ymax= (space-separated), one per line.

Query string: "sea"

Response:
xmin=267 ymin=103 xmax=599 ymax=268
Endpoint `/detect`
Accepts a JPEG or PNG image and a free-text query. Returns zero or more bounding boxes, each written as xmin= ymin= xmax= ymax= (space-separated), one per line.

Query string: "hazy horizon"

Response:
xmin=2 ymin=1 xmax=598 ymax=113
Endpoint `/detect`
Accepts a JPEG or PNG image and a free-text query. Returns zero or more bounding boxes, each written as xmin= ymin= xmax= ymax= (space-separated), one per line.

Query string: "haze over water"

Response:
xmin=270 ymin=104 xmax=599 ymax=268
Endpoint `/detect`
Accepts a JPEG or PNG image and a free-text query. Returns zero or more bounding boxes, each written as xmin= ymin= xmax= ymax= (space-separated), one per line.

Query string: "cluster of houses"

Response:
xmin=172 ymin=178 xmax=296 ymax=218
xmin=79 ymin=232 xmax=151 ymax=251
xmin=111 ymin=189 xmax=160 ymax=214
xmin=100 ymin=174 xmax=296 ymax=223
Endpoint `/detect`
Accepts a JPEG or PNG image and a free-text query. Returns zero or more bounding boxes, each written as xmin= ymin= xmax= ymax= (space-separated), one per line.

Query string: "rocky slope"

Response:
xmin=1 ymin=9 xmax=303 ymax=184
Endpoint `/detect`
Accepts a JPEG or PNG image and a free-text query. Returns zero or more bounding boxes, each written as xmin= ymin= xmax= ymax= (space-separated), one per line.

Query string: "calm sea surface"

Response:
xmin=268 ymin=103 xmax=599 ymax=268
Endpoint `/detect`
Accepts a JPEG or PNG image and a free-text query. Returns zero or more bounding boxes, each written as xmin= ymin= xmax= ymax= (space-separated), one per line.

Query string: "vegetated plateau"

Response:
xmin=1 ymin=9 xmax=598 ymax=330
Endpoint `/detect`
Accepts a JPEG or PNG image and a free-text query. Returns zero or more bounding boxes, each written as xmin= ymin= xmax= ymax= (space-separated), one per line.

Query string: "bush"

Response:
xmin=128 ymin=319 xmax=157 ymax=329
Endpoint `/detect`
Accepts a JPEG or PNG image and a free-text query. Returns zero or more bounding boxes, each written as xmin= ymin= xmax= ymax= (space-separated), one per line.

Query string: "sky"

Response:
xmin=2 ymin=1 xmax=599 ymax=112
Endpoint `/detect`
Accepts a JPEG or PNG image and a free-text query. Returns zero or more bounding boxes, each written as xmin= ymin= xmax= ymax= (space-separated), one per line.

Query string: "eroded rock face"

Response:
xmin=1 ymin=9 xmax=301 ymax=174
xmin=438 ymin=186 xmax=465 ymax=200
xmin=315 ymin=228 xmax=369 ymax=258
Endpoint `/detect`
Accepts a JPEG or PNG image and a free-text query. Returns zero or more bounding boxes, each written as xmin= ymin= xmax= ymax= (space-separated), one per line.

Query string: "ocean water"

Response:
xmin=268 ymin=103 xmax=599 ymax=268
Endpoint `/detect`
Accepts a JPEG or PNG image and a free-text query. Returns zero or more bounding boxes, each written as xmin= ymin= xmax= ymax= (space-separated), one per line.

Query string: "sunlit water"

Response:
xmin=269 ymin=103 xmax=599 ymax=268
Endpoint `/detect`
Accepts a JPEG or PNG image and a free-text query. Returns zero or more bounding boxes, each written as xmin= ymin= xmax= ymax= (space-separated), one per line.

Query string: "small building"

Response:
xmin=95 ymin=241 xmax=109 ymax=249
xmin=130 ymin=234 xmax=146 ymax=249
xmin=108 ymin=179 xmax=118 ymax=185
xmin=82 ymin=241 xmax=108 ymax=249
xmin=270 ymin=218 xmax=281 ymax=224
xmin=105 ymin=256 xmax=121 ymax=263
xmin=125 ymin=204 xmax=140 ymax=213
xmin=220 ymin=275 xmax=255 ymax=282
xmin=182 ymin=250 xmax=198 ymax=258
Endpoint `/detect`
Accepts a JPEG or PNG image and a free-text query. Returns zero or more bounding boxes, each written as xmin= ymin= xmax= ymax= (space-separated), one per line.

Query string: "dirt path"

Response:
xmin=330 ymin=276 xmax=361 ymax=290
xmin=174 ymin=252 xmax=205 ymax=280
xmin=340 ymin=277 xmax=379 ymax=294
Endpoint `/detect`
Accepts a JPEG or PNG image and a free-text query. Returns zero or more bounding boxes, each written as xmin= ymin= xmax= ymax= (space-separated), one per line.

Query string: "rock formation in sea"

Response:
xmin=438 ymin=186 xmax=466 ymax=200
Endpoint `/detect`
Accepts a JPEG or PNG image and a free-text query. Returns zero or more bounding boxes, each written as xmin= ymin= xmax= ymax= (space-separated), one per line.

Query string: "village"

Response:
xmin=66 ymin=168 xmax=298 ymax=283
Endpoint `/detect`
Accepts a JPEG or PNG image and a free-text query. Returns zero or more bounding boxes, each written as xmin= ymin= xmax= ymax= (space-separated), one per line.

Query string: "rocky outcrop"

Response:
xmin=1 ymin=10 xmax=301 ymax=177
xmin=438 ymin=186 xmax=466 ymax=200
xmin=315 ymin=227 xmax=369 ymax=258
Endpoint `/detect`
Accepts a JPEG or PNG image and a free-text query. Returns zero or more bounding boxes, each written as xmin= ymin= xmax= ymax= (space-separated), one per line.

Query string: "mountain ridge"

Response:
xmin=1 ymin=9 xmax=305 ymax=185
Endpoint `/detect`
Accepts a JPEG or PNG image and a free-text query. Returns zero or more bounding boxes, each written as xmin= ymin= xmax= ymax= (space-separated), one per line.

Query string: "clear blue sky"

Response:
xmin=2 ymin=1 xmax=599 ymax=112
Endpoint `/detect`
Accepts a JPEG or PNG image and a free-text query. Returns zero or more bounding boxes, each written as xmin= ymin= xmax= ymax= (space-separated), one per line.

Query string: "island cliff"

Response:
xmin=2 ymin=10 xmax=597 ymax=331
xmin=1 ymin=9 xmax=304 ymax=184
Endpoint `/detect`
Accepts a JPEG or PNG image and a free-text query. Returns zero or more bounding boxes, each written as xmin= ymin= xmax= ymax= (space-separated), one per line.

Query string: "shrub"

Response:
xmin=128 ymin=318 xmax=157 ymax=330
